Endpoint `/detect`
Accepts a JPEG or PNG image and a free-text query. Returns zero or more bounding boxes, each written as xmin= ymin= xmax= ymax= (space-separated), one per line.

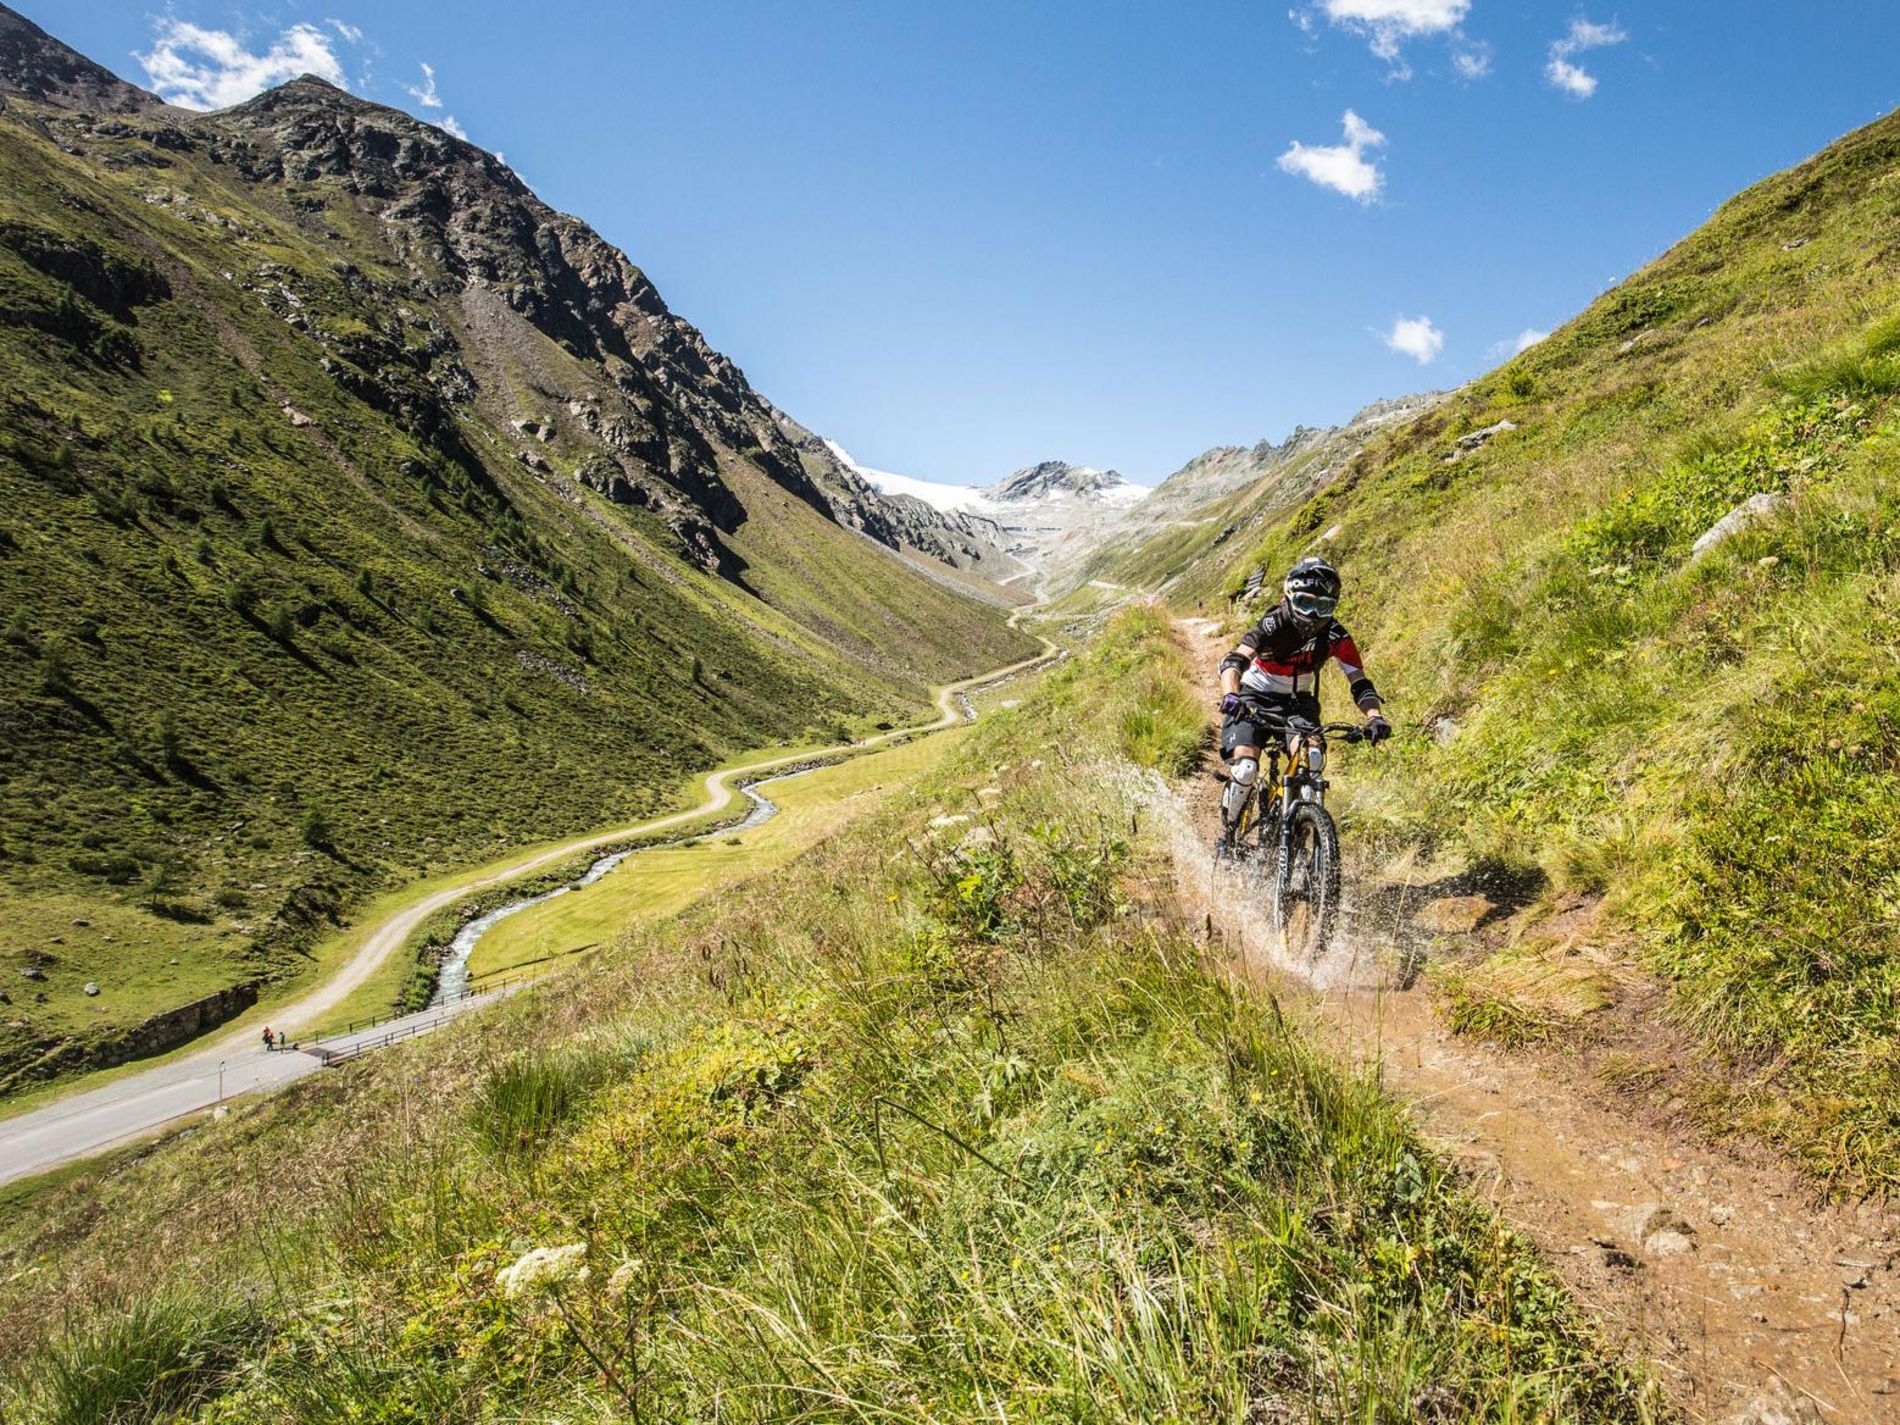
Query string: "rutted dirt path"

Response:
xmin=1170 ymin=616 xmax=1900 ymax=1424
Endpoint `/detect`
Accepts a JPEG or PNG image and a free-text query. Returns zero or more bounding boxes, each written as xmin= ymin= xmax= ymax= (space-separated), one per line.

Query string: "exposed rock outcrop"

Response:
xmin=1690 ymin=491 xmax=1788 ymax=561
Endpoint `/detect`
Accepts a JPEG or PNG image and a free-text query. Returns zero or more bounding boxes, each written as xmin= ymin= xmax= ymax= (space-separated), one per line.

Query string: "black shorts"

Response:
xmin=1221 ymin=696 xmax=1321 ymax=759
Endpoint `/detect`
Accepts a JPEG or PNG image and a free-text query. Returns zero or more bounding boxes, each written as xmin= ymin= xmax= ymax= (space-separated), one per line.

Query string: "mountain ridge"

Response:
xmin=0 ymin=4 xmax=166 ymax=114
xmin=0 ymin=5 xmax=1033 ymax=1090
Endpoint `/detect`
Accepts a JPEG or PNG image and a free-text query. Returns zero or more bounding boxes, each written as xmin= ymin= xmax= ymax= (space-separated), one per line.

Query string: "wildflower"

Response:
xmin=497 ymin=1243 xmax=590 ymax=1299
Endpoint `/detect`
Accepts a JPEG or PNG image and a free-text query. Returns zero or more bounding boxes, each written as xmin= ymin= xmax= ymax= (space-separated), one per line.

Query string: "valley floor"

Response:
xmin=1171 ymin=616 xmax=1900 ymax=1424
xmin=0 ymin=634 xmax=1056 ymax=1182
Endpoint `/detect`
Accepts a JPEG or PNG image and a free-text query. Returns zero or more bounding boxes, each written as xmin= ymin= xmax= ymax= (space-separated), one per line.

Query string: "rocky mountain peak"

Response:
xmin=986 ymin=460 xmax=1134 ymax=504
xmin=0 ymin=2 xmax=164 ymax=114
xmin=198 ymin=66 xmax=836 ymax=543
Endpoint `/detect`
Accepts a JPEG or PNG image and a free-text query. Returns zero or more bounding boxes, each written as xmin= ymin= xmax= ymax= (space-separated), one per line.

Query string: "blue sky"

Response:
xmin=37 ymin=2 xmax=1900 ymax=485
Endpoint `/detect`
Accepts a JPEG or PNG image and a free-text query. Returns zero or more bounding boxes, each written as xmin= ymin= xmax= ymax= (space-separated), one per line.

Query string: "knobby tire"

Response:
xmin=1276 ymin=801 xmax=1341 ymax=960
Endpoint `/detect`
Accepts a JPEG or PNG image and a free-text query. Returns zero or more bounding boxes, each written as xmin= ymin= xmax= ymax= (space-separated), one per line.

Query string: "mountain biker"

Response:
xmin=1215 ymin=557 xmax=1390 ymax=855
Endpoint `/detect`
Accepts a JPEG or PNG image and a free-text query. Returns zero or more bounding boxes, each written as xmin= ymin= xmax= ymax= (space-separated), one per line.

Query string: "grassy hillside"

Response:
xmin=0 ymin=67 xmax=1032 ymax=1091
xmin=0 ymin=611 xmax=1655 ymax=1422
xmin=1144 ymin=108 xmax=1900 ymax=1189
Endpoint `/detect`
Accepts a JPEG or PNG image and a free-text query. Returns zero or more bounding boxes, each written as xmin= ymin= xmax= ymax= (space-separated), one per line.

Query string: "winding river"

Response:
xmin=427 ymin=769 xmax=804 ymax=1005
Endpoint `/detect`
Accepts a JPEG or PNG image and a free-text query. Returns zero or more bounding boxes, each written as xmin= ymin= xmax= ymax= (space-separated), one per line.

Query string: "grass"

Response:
xmin=0 ymin=609 xmax=1658 ymax=1421
xmin=16 ymin=1287 xmax=272 ymax=1425
xmin=468 ymin=732 xmax=962 ymax=978
xmin=0 ymin=88 xmax=1034 ymax=1094
xmin=1433 ymin=950 xmax=1616 ymax=1049
xmin=1076 ymin=107 xmax=1900 ymax=1191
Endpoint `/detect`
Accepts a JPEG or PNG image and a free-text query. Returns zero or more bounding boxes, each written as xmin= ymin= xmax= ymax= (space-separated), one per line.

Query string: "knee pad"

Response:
xmin=1221 ymin=756 xmax=1258 ymax=822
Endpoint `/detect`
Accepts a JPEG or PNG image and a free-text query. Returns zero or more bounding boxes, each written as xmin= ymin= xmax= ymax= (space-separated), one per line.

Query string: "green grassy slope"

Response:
xmin=0 ymin=611 xmax=1655 ymax=1422
xmin=1145 ymin=109 xmax=1900 ymax=1188
xmin=0 ymin=75 xmax=1032 ymax=1089
xmin=468 ymin=732 xmax=960 ymax=978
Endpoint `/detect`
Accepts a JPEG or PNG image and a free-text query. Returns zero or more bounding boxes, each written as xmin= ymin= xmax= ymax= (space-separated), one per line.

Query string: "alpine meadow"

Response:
xmin=2 ymin=4 xmax=1898 ymax=1423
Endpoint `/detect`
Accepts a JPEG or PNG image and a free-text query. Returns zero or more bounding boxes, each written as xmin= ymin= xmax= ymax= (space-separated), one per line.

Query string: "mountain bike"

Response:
xmin=1219 ymin=716 xmax=1366 ymax=960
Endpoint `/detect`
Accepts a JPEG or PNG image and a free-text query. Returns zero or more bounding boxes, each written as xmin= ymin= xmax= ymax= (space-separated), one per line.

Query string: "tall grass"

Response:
xmin=10 ymin=1289 xmax=270 ymax=1424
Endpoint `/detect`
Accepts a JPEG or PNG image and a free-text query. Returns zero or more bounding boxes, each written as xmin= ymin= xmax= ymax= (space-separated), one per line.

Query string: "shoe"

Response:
xmin=1213 ymin=832 xmax=1234 ymax=861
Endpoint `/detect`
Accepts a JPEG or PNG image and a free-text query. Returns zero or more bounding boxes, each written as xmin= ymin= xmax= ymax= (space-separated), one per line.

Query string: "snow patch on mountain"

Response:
xmin=823 ymin=441 xmax=996 ymax=514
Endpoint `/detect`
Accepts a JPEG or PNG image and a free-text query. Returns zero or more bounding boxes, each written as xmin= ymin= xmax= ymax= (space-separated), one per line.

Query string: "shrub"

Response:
xmin=298 ymin=805 xmax=334 ymax=851
xmin=69 ymin=851 xmax=140 ymax=884
xmin=151 ymin=712 xmax=183 ymax=770
xmin=34 ymin=643 xmax=73 ymax=695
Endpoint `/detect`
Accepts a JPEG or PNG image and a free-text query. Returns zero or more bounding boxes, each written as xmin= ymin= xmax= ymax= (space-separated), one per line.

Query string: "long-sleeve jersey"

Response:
xmin=1219 ymin=602 xmax=1381 ymax=711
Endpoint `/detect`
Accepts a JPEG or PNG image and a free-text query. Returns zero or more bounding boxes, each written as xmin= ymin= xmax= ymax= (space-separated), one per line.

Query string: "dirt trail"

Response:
xmin=1172 ymin=616 xmax=1899 ymax=1424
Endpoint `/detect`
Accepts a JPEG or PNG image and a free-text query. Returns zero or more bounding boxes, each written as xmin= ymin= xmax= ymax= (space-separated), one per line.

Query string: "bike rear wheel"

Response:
xmin=1275 ymin=802 xmax=1341 ymax=959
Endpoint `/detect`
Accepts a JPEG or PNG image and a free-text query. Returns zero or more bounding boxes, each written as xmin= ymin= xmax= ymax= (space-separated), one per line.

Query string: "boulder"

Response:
xmin=19 ymin=966 xmax=45 ymax=982
xmin=1632 ymin=1203 xmax=1697 ymax=1257
xmin=84 ymin=981 xmax=100 ymax=996
xmin=1444 ymin=419 xmax=1516 ymax=463
xmin=1722 ymin=1378 xmax=1823 ymax=1425
xmin=1690 ymin=492 xmax=1788 ymax=562
xmin=1413 ymin=895 xmax=1495 ymax=935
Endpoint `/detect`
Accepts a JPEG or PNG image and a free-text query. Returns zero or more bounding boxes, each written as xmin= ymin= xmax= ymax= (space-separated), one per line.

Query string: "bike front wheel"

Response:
xmin=1275 ymin=802 xmax=1341 ymax=960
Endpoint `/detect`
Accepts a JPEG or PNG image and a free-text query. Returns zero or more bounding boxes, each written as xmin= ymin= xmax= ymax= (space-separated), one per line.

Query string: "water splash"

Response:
xmin=1120 ymin=764 xmax=1389 ymax=995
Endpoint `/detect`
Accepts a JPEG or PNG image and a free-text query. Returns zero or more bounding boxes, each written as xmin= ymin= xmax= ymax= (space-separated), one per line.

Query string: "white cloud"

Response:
xmin=1453 ymin=41 xmax=1492 ymax=78
xmin=1310 ymin=0 xmax=1471 ymax=73
xmin=1490 ymin=327 xmax=1549 ymax=357
xmin=1276 ymin=109 xmax=1386 ymax=203
xmin=1384 ymin=314 xmax=1445 ymax=364
xmin=137 ymin=20 xmax=351 ymax=110
xmin=1546 ymin=58 xmax=1596 ymax=97
xmin=1289 ymin=7 xmax=1318 ymax=36
xmin=328 ymin=19 xmax=364 ymax=44
xmin=1566 ymin=19 xmax=1630 ymax=49
xmin=440 ymin=114 xmax=469 ymax=141
xmin=407 ymin=61 xmax=442 ymax=109
xmin=1545 ymin=18 xmax=1627 ymax=99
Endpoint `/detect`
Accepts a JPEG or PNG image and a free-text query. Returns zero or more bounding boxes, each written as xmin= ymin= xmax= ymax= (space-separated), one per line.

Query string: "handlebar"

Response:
xmin=1226 ymin=704 xmax=1373 ymax=745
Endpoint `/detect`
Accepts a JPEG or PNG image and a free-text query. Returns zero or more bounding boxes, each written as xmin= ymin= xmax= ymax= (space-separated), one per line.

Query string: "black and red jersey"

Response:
xmin=1219 ymin=602 xmax=1380 ymax=711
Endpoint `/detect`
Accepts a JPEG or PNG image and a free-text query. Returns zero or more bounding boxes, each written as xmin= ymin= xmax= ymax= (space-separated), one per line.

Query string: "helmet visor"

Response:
xmin=1287 ymin=591 xmax=1337 ymax=621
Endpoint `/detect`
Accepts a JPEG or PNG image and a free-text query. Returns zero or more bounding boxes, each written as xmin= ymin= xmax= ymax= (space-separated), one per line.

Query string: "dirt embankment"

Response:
xmin=1170 ymin=616 xmax=1900 ymax=1425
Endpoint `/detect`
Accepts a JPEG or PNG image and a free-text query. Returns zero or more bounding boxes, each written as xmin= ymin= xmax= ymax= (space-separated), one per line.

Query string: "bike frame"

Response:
xmin=1231 ymin=719 xmax=1362 ymax=859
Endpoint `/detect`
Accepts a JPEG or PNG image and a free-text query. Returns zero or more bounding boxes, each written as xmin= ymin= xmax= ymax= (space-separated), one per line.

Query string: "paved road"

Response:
xmin=0 ymin=627 xmax=1056 ymax=1188
xmin=0 ymin=989 xmax=515 ymax=1186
